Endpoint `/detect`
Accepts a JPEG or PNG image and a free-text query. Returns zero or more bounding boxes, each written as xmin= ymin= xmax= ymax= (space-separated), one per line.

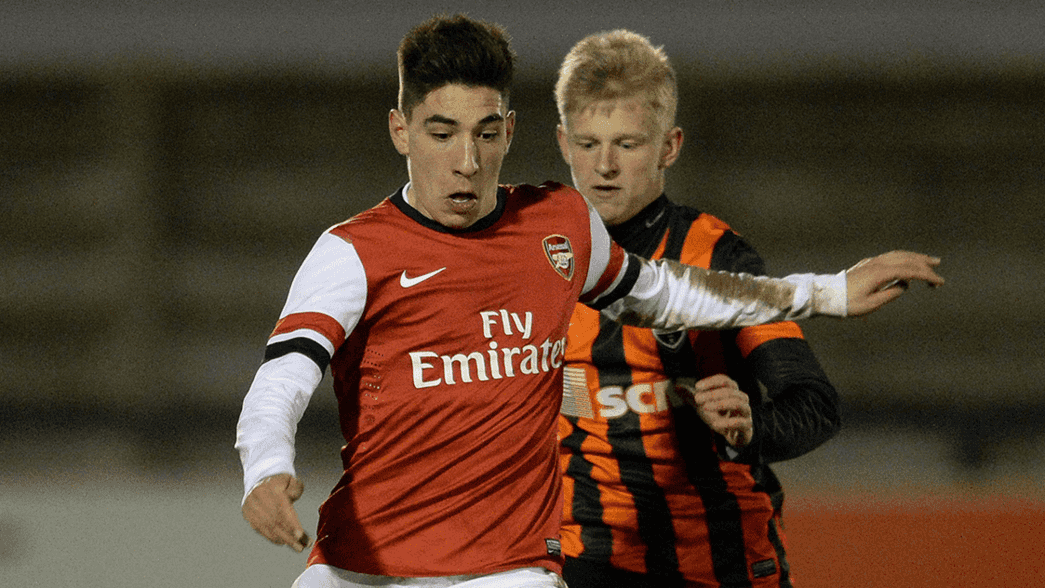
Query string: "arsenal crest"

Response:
xmin=542 ymin=234 xmax=575 ymax=281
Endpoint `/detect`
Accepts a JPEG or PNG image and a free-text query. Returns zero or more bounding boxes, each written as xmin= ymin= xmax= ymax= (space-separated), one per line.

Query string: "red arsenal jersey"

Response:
xmin=270 ymin=182 xmax=620 ymax=576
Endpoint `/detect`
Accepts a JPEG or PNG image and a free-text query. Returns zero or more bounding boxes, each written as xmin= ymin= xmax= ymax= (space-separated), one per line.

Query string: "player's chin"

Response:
xmin=435 ymin=209 xmax=479 ymax=230
xmin=587 ymin=187 xmax=620 ymax=202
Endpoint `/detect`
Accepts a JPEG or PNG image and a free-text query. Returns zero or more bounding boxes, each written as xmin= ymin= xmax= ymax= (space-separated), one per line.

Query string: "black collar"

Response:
xmin=607 ymin=194 xmax=672 ymax=257
xmin=390 ymin=184 xmax=507 ymax=234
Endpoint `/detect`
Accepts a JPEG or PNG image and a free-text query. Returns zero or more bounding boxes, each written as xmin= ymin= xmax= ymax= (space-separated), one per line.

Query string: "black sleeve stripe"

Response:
xmin=264 ymin=337 xmax=331 ymax=372
xmin=586 ymin=252 xmax=643 ymax=311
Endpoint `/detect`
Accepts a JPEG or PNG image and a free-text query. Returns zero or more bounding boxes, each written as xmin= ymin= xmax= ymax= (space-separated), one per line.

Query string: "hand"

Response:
xmin=845 ymin=251 xmax=944 ymax=316
xmin=242 ymin=473 xmax=312 ymax=553
xmin=680 ymin=375 xmax=754 ymax=448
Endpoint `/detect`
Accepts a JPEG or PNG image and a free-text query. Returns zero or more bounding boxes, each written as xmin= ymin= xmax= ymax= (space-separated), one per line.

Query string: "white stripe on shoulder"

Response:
xmin=279 ymin=231 xmax=368 ymax=340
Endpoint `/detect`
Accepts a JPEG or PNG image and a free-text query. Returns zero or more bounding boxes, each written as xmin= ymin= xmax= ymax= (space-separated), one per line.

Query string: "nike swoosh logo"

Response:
xmin=400 ymin=267 xmax=447 ymax=288
xmin=645 ymin=210 xmax=665 ymax=228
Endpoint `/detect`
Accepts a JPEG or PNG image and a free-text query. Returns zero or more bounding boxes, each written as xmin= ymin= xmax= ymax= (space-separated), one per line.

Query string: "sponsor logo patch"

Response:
xmin=545 ymin=538 xmax=562 ymax=556
xmin=542 ymin=235 xmax=574 ymax=281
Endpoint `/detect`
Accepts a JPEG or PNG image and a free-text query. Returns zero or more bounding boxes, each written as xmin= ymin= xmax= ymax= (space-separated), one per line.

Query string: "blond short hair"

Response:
xmin=555 ymin=30 xmax=677 ymax=132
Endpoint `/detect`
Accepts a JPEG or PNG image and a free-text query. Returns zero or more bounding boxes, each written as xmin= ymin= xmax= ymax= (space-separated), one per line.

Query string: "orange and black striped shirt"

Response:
xmin=559 ymin=195 xmax=841 ymax=587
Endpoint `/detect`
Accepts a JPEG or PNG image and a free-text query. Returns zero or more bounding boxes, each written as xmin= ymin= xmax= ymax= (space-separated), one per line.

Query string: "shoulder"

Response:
xmin=327 ymin=197 xmax=400 ymax=243
xmin=661 ymin=203 xmax=763 ymax=274
xmin=695 ymin=213 xmax=764 ymax=275
xmin=674 ymin=205 xmax=733 ymax=236
xmin=661 ymin=203 xmax=735 ymax=267
xmin=504 ymin=181 xmax=583 ymax=202
xmin=502 ymin=182 xmax=592 ymax=224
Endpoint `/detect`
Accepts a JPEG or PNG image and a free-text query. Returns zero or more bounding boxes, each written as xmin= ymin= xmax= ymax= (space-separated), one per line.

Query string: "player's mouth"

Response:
xmin=447 ymin=191 xmax=478 ymax=214
xmin=590 ymin=185 xmax=621 ymax=197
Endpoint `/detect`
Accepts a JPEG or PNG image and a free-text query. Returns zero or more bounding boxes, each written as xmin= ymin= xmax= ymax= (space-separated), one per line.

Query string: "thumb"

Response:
xmin=285 ymin=477 xmax=305 ymax=502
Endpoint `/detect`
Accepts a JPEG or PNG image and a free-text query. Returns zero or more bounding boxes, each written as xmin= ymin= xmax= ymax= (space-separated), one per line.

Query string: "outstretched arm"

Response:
xmin=579 ymin=196 xmax=943 ymax=330
xmin=592 ymin=250 xmax=942 ymax=331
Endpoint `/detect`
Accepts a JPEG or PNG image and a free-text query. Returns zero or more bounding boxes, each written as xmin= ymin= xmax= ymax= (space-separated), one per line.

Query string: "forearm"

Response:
xmin=602 ymin=258 xmax=848 ymax=331
xmin=235 ymin=353 xmax=323 ymax=502
xmin=733 ymin=338 xmax=842 ymax=463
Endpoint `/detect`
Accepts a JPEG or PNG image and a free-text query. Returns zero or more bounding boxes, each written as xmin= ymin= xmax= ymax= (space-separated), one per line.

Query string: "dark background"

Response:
xmin=2 ymin=1 xmax=1043 ymax=586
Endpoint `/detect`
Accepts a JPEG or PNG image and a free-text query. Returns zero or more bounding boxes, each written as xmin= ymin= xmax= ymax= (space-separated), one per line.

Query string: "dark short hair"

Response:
xmin=397 ymin=14 xmax=515 ymax=118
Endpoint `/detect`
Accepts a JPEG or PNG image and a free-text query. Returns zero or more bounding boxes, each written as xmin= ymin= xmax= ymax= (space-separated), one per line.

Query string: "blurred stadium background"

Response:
xmin=2 ymin=1 xmax=1043 ymax=586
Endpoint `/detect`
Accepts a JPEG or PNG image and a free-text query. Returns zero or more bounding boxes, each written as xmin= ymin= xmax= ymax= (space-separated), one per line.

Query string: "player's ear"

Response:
xmin=658 ymin=126 xmax=683 ymax=170
xmin=556 ymin=123 xmax=571 ymax=164
xmin=389 ymin=109 xmax=409 ymax=156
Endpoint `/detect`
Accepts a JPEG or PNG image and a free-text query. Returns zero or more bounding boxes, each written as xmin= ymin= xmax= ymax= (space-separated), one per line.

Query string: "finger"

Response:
xmin=725 ymin=429 xmax=740 ymax=446
xmin=692 ymin=389 xmax=749 ymax=409
xmin=275 ymin=507 xmax=310 ymax=552
xmin=695 ymin=402 xmax=750 ymax=426
xmin=717 ymin=415 xmax=753 ymax=433
xmin=283 ymin=529 xmax=311 ymax=553
xmin=710 ymin=412 xmax=752 ymax=432
xmin=273 ymin=524 xmax=307 ymax=552
xmin=711 ymin=416 xmax=753 ymax=440
xmin=264 ymin=512 xmax=309 ymax=551
xmin=874 ymin=279 xmax=908 ymax=293
xmin=699 ymin=398 xmax=748 ymax=416
xmin=869 ymin=251 xmax=944 ymax=287
xmin=692 ymin=374 xmax=738 ymax=393
xmin=895 ymin=255 xmax=944 ymax=287
xmin=725 ymin=424 xmax=754 ymax=448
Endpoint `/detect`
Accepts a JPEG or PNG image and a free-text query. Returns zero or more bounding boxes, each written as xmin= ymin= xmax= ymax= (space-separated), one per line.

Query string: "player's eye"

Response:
xmin=427 ymin=126 xmax=454 ymax=141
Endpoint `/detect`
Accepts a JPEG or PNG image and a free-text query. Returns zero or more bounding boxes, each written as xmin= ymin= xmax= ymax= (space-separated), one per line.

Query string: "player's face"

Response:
xmin=390 ymin=84 xmax=515 ymax=229
xmin=558 ymin=96 xmax=682 ymax=226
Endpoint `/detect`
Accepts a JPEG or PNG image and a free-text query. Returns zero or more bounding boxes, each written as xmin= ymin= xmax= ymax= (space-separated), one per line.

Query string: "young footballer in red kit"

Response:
xmin=234 ymin=14 xmax=944 ymax=588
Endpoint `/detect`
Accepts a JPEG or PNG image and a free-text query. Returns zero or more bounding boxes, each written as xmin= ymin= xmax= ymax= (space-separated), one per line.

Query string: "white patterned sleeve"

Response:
xmin=602 ymin=257 xmax=848 ymax=331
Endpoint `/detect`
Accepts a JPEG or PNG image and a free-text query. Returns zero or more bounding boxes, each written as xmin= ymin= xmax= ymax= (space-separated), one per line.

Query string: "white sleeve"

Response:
xmin=276 ymin=232 xmax=368 ymax=349
xmin=234 ymin=231 xmax=368 ymax=503
xmin=602 ymin=257 xmax=848 ymax=331
xmin=582 ymin=199 xmax=618 ymax=296
xmin=235 ymin=354 xmax=323 ymax=502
